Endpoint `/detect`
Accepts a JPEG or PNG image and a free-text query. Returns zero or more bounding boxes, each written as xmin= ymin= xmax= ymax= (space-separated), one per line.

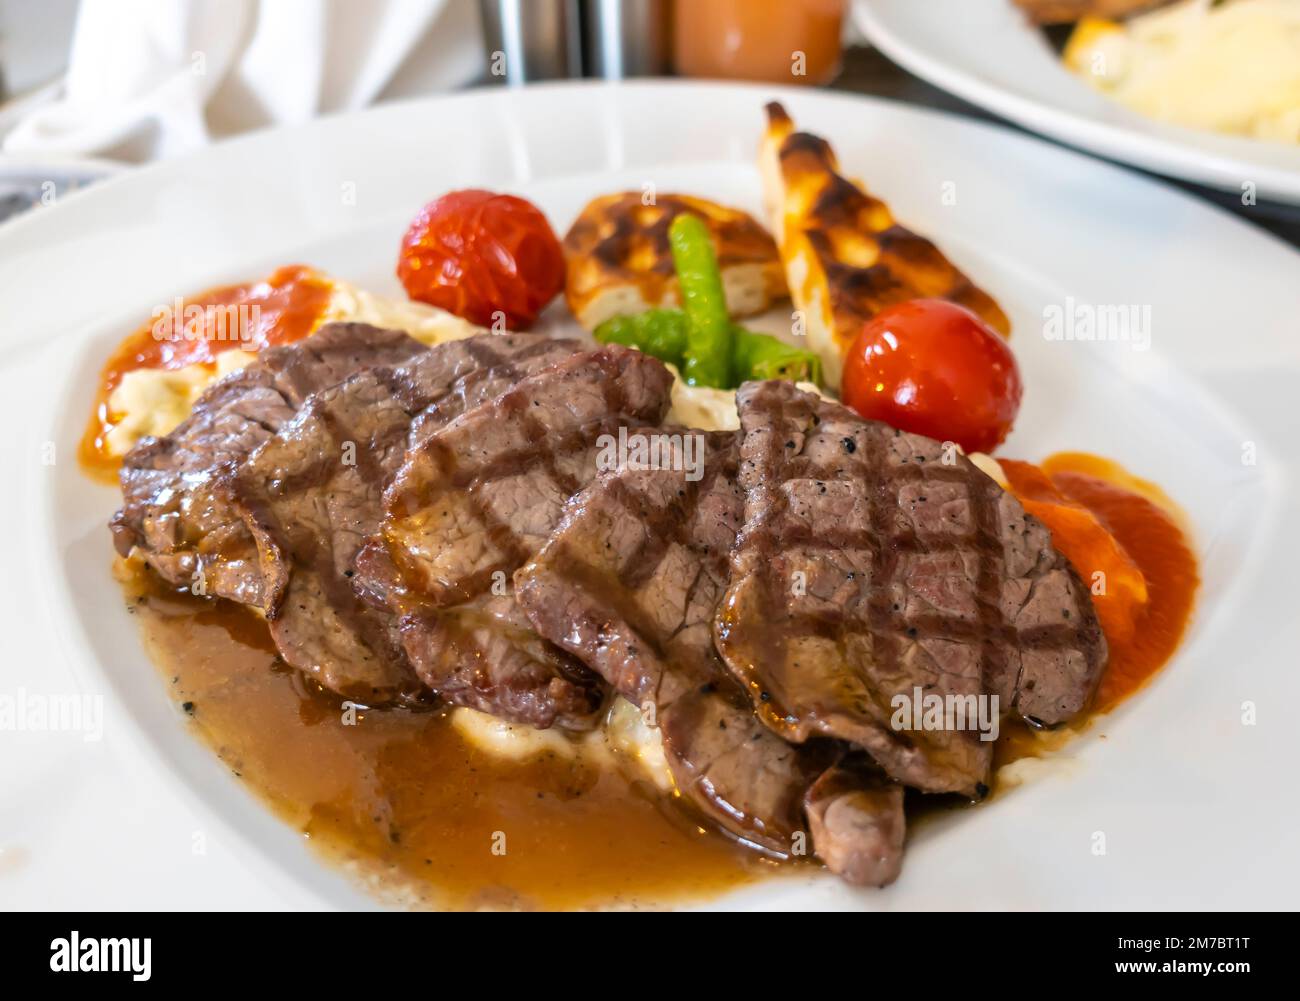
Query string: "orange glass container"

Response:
xmin=673 ymin=0 xmax=846 ymax=85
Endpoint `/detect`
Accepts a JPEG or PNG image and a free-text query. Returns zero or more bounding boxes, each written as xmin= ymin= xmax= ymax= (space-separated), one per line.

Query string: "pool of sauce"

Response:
xmin=117 ymin=561 xmax=770 ymax=910
xmin=1007 ymin=452 xmax=1199 ymax=712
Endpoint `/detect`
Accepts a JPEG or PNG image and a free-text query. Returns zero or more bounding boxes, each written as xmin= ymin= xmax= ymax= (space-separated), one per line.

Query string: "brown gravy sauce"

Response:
xmin=119 ymin=558 xmax=1082 ymax=906
xmin=118 ymin=561 xmax=773 ymax=910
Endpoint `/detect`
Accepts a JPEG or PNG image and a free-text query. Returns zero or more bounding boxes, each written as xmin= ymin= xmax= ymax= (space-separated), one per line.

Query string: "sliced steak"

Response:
xmin=356 ymin=521 xmax=603 ymax=729
xmin=803 ymin=756 xmax=905 ymax=887
xmin=230 ymin=334 xmax=581 ymax=704
xmin=714 ymin=380 xmax=1107 ymax=796
xmin=377 ymin=345 xmax=674 ymax=729
xmin=110 ymin=323 xmax=426 ymax=607
xmin=515 ymin=430 xmax=829 ymax=854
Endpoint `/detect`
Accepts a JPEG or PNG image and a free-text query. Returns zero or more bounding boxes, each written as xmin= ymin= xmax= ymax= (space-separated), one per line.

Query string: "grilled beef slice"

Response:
xmin=715 ymin=380 xmax=1107 ymax=797
xmin=376 ymin=345 xmax=674 ymax=729
xmin=515 ymin=430 xmax=830 ymax=854
xmin=231 ymin=334 xmax=580 ymax=703
xmin=803 ymin=755 xmax=905 ymax=887
xmin=110 ymin=323 xmax=426 ymax=607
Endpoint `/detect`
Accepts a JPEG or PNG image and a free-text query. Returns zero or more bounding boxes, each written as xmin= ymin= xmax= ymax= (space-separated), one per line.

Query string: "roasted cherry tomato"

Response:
xmin=841 ymin=299 xmax=1022 ymax=454
xmin=397 ymin=189 xmax=564 ymax=329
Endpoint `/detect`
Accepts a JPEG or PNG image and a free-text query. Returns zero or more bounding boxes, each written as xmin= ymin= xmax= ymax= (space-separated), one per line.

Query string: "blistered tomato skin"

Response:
xmin=397 ymin=189 xmax=565 ymax=329
xmin=841 ymin=299 xmax=1022 ymax=455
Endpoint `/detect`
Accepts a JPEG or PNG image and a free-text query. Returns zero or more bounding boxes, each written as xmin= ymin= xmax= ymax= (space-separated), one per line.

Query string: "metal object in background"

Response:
xmin=478 ymin=0 xmax=583 ymax=84
xmin=582 ymin=0 xmax=672 ymax=79
xmin=0 ymin=160 xmax=119 ymax=227
xmin=0 ymin=0 xmax=79 ymax=99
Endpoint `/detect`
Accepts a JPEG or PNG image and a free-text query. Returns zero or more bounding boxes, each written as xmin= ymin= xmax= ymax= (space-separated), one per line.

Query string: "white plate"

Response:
xmin=853 ymin=0 xmax=1300 ymax=204
xmin=1 ymin=80 xmax=1298 ymax=910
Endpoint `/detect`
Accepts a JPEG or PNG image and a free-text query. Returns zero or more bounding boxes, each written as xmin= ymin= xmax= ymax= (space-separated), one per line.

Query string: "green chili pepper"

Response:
xmin=636 ymin=308 xmax=690 ymax=364
xmin=592 ymin=314 xmax=642 ymax=350
xmin=732 ymin=327 xmax=822 ymax=385
xmin=667 ymin=213 xmax=734 ymax=388
xmin=596 ymin=309 xmax=820 ymax=389
xmin=594 ymin=309 xmax=688 ymax=366
xmin=594 ymin=212 xmax=820 ymax=389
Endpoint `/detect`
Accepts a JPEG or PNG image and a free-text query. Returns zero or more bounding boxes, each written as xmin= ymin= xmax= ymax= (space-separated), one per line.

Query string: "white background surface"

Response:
xmin=1 ymin=81 xmax=1298 ymax=909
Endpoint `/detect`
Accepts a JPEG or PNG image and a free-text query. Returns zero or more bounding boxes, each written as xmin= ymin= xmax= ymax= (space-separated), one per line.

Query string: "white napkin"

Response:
xmin=3 ymin=0 xmax=484 ymax=162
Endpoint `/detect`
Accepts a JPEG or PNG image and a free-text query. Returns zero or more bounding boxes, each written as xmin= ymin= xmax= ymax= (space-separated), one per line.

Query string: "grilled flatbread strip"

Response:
xmin=563 ymin=192 xmax=786 ymax=331
xmin=759 ymin=102 xmax=1010 ymax=388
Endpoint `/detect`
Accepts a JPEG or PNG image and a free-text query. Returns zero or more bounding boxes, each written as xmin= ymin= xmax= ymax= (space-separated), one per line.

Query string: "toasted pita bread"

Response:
xmin=563 ymin=192 xmax=786 ymax=331
xmin=759 ymin=102 xmax=1010 ymax=389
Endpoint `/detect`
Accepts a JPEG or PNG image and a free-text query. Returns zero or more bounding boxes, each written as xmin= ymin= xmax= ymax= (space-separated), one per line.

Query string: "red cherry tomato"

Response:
xmin=841 ymin=299 xmax=1022 ymax=454
xmin=397 ymin=189 xmax=565 ymax=329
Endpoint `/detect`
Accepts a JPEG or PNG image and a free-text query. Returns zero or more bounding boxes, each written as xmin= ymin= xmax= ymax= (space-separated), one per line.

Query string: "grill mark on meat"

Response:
xmin=394 ymin=419 xmax=651 ymax=607
xmin=852 ymin=406 xmax=920 ymax=762
xmin=111 ymin=323 xmax=429 ymax=608
xmin=605 ymin=477 xmax=691 ymax=594
xmin=379 ymin=346 xmax=675 ymax=730
xmin=715 ymin=380 xmax=1107 ymax=796
xmin=384 ymin=430 xmax=534 ymax=603
xmin=314 ymin=395 xmax=392 ymax=489
xmin=384 ymin=350 xmax=669 ymax=605
xmin=968 ymin=444 xmax=1011 ymax=728
xmin=231 ymin=334 xmax=584 ymax=705
xmin=604 ymin=454 xmax=733 ymax=594
xmin=404 ymin=337 xmax=567 ymax=451
xmin=746 ymin=390 xmax=801 ymax=722
xmin=388 ymin=351 xmax=631 ymax=513
xmin=521 ymin=410 xmax=584 ymax=500
xmin=516 ymin=430 xmax=833 ymax=855
xmin=460 ymin=334 xmax=515 ymax=377
xmin=535 ymin=479 xmax=727 ymax=677
xmin=532 ymin=535 xmax=675 ymax=672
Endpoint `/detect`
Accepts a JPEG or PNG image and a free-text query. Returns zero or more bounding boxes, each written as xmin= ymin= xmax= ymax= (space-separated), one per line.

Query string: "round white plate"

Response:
xmin=853 ymin=0 xmax=1300 ymax=205
xmin=1 ymin=80 xmax=1298 ymax=910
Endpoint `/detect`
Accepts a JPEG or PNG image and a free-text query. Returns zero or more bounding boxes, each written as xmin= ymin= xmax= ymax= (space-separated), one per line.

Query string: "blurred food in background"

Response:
xmin=1050 ymin=0 xmax=1300 ymax=143
xmin=1014 ymin=0 xmax=1176 ymax=23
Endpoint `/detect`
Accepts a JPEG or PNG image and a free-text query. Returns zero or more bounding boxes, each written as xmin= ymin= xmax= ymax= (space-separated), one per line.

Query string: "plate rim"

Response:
xmin=3 ymin=76 xmax=1299 ymax=263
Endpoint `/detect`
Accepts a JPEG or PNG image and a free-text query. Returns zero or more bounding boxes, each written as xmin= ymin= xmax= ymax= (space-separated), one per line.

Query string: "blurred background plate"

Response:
xmin=853 ymin=0 xmax=1300 ymax=204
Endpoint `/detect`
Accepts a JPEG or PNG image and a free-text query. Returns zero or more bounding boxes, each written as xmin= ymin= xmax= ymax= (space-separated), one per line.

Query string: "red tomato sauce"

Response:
xmin=79 ymin=265 xmax=334 ymax=482
xmin=1002 ymin=453 xmax=1198 ymax=712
